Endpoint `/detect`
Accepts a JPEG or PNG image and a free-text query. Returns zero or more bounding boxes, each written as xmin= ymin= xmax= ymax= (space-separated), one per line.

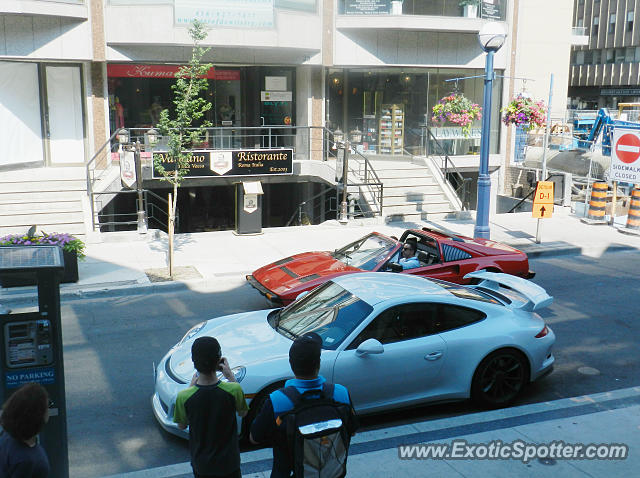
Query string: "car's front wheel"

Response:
xmin=241 ymin=381 xmax=285 ymax=445
xmin=471 ymin=348 xmax=529 ymax=409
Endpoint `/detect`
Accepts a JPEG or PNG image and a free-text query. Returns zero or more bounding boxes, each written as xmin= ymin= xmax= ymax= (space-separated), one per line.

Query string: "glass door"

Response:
xmin=45 ymin=65 xmax=85 ymax=165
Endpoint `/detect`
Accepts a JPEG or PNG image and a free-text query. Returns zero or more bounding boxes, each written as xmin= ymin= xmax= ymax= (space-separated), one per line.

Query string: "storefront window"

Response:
xmin=326 ymin=67 xmax=503 ymax=157
xmin=338 ymin=0 xmax=506 ymax=20
xmin=107 ymin=65 xmax=243 ymax=133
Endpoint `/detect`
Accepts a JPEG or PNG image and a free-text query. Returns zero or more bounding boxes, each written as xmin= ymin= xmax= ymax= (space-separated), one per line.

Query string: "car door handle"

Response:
xmin=425 ymin=351 xmax=443 ymax=361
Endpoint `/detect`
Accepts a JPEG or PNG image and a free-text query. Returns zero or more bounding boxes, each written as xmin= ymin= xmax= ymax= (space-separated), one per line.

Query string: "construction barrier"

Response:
xmin=587 ymin=182 xmax=608 ymax=221
xmin=625 ymin=187 xmax=640 ymax=230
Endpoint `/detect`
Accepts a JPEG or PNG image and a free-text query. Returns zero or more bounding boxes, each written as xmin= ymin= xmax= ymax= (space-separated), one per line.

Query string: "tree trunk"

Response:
xmin=168 ymin=192 xmax=174 ymax=278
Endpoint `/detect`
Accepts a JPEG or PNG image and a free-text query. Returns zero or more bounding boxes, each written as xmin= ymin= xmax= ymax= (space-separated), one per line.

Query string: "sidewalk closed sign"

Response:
xmin=532 ymin=181 xmax=554 ymax=218
xmin=611 ymin=128 xmax=640 ymax=185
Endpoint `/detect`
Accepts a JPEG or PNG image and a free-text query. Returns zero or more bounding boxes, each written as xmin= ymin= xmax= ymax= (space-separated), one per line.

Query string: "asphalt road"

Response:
xmin=46 ymin=249 xmax=640 ymax=478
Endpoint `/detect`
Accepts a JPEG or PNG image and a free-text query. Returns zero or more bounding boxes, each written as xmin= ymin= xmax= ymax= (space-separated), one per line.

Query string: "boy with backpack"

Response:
xmin=250 ymin=332 xmax=358 ymax=478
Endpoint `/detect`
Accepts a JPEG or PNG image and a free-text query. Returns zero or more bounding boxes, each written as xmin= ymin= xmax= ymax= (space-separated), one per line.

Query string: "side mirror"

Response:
xmin=295 ymin=290 xmax=310 ymax=301
xmin=388 ymin=262 xmax=402 ymax=273
xmin=355 ymin=338 xmax=384 ymax=356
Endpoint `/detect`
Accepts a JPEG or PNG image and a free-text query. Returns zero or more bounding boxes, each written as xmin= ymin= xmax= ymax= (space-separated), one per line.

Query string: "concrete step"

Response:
xmin=383 ymin=194 xmax=450 ymax=207
xmin=1 ymin=211 xmax=85 ymax=228
xmin=0 ymin=166 xmax=86 ymax=182
xmin=383 ymin=198 xmax=453 ymax=211
xmin=0 ymin=223 xmax=86 ymax=238
xmin=0 ymin=180 xmax=86 ymax=194
xmin=385 ymin=210 xmax=457 ymax=222
xmin=0 ymin=200 xmax=82 ymax=215
xmin=383 ymin=184 xmax=443 ymax=196
xmin=378 ymin=176 xmax=438 ymax=187
xmin=375 ymin=168 xmax=432 ymax=179
xmin=0 ymin=190 xmax=83 ymax=204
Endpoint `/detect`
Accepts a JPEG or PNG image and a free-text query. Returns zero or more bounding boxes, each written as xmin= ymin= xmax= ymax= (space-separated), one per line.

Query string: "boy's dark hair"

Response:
xmin=191 ymin=336 xmax=221 ymax=374
xmin=289 ymin=332 xmax=322 ymax=377
xmin=0 ymin=383 xmax=49 ymax=441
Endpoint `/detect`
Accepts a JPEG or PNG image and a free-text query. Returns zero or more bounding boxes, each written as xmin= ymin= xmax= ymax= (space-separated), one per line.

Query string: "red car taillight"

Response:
xmin=535 ymin=325 xmax=549 ymax=338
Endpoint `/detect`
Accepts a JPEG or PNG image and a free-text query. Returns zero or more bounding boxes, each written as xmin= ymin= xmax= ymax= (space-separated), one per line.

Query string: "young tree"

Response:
xmin=154 ymin=20 xmax=212 ymax=277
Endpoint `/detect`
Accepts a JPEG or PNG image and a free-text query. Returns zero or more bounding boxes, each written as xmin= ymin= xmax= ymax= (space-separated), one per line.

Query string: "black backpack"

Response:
xmin=278 ymin=384 xmax=355 ymax=478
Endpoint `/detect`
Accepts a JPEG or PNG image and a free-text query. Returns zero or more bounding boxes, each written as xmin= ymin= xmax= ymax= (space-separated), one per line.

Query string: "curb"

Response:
xmin=0 ymin=242 xmax=600 ymax=305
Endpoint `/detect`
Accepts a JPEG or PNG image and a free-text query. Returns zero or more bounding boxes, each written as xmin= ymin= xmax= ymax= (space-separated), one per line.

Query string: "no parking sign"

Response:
xmin=611 ymin=128 xmax=640 ymax=185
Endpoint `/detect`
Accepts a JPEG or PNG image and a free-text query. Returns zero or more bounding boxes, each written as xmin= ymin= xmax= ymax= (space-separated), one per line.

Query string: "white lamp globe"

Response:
xmin=478 ymin=22 xmax=507 ymax=52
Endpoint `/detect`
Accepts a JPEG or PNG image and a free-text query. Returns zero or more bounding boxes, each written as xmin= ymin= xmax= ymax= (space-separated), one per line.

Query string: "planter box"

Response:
xmin=0 ymin=249 xmax=78 ymax=288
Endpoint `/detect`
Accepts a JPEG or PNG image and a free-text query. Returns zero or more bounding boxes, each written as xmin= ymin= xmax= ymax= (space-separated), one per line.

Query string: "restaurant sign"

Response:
xmin=107 ymin=64 xmax=241 ymax=80
xmin=152 ymin=149 xmax=293 ymax=178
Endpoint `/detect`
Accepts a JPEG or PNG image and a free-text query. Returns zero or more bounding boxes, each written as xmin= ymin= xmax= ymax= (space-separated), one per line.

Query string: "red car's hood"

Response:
xmin=252 ymin=251 xmax=360 ymax=295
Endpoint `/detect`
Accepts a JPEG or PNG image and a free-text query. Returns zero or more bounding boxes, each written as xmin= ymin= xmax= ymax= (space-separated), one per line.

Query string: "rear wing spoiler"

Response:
xmin=464 ymin=271 xmax=553 ymax=312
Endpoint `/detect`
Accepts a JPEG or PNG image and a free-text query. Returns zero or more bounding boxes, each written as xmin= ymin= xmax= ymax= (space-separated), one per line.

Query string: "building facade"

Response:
xmin=570 ymin=0 xmax=640 ymax=109
xmin=0 ymin=0 xmax=574 ymax=235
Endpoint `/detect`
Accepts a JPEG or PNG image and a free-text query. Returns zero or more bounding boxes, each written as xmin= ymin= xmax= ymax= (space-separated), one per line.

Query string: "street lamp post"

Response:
xmin=133 ymin=140 xmax=148 ymax=234
xmin=474 ymin=22 xmax=507 ymax=239
xmin=339 ymin=140 xmax=350 ymax=224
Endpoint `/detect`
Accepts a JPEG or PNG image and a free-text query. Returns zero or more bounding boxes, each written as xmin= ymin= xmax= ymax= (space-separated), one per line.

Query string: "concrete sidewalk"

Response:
xmin=2 ymin=206 xmax=640 ymax=305
xmin=101 ymin=385 xmax=640 ymax=478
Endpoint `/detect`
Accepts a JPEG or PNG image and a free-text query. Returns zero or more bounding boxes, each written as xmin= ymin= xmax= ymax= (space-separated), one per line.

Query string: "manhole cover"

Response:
xmin=578 ymin=366 xmax=600 ymax=375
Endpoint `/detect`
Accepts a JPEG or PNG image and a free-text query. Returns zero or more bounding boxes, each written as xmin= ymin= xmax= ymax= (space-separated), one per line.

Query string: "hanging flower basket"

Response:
xmin=501 ymin=94 xmax=547 ymax=131
xmin=0 ymin=231 xmax=85 ymax=287
xmin=431 ymin=94 xmax=482 ymax=137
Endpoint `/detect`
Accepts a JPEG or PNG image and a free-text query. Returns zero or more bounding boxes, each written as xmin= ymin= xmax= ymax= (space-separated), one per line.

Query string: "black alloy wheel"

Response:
xmin=241 ymin=381 xmax=285 ymax=446
xmin=471 ymin=349 xmax=528 ymax=409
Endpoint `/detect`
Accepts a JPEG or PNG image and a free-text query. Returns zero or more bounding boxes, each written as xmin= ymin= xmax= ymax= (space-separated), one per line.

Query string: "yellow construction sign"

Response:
xmin=532 ymin=181 xmax=554 ymax=218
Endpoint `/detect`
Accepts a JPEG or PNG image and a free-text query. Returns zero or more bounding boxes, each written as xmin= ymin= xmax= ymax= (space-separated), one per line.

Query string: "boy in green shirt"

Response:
xmin=174 ymin=336 xmax=248 ymax=478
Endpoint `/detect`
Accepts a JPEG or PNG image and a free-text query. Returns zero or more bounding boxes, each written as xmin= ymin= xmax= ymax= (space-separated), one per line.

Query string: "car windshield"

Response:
xmin=270 ymin=281 xmax=373 ymax=349
xmin=331 ymin=234 xmax=397 ymax=270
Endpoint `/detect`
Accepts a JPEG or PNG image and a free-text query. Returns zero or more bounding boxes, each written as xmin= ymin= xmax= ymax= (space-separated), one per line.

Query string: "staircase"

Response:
xmin=0 ymin=167 xmax=89 ymax=239
xmin=368 ymin=156 xmax=461 ymax=222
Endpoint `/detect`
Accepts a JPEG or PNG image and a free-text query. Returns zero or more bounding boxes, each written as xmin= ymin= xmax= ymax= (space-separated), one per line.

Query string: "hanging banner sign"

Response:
xmin=611 ymin=128 xmax=640 ymax=185
xmin=152 ymin=149 xmax=293 ymax=178
xmin=107 ymin=64 xmax=241 ymax=81
xmin=119 ymin=150 xmax=136 ymax=189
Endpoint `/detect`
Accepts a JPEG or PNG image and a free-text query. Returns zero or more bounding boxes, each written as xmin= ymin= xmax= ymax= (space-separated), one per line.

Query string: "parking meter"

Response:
xmin=0 ymin=245 xmax=69 ymax=478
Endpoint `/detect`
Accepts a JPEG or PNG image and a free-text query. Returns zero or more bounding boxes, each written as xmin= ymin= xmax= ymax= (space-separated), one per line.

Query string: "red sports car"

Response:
xmin=246 ymin=227 xmax=535 ymax=305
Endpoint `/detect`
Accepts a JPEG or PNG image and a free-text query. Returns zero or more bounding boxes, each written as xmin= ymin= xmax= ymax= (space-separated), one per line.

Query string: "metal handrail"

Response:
xmin=285 ymin=186 xmax=335 ymax=226
xmin=86 ymin=128 xmax=120 ymax=196
xmin=424 ymin=127 xmax=471 ymax=210
xmin=507 ymin=173 xmax=556 ymax=213
xmin=348 ymin=150 xmax=384 ymax=215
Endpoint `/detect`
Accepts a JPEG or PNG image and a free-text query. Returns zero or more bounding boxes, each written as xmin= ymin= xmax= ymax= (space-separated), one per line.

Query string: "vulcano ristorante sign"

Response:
xmin=152 ymin=149 xmax=293 ymax=178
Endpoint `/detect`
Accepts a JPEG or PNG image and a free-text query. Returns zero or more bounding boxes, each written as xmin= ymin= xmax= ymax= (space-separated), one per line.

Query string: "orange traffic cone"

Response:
xmin=580 ymin=182 xmax=608 ymax=225
xmin=618 ymin=187 xmax=640 ymax=235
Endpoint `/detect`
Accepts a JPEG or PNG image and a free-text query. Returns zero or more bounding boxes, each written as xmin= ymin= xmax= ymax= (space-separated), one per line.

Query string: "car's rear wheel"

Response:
xmin=241 ymin=381 xmax=285 ymax=445
xmin=471 ymin=348 xmax=529 ymax=409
